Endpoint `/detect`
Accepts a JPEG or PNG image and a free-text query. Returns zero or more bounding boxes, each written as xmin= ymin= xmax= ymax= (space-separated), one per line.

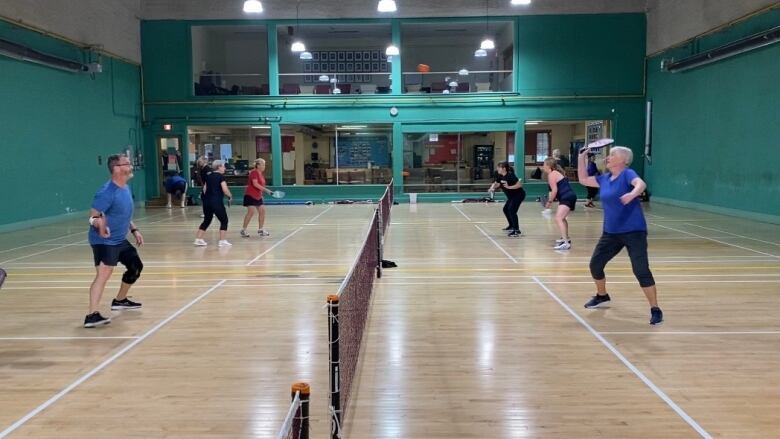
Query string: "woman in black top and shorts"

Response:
xmin=543 ymin=157 xmax=577 ymax=250
xmin=193 ymin=160 xmax=233 ymax=247
xmin=489 ymin=162 xmax=526 ymax=238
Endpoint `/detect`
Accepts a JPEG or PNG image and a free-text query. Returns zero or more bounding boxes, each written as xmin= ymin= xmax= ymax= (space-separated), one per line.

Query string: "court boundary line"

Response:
xmin=452 ymin=204 xmax=473 ymax=221
xmin=650 ymin=223 xmax=778 ymax=258
xmin=244 ymin=228 xmax=304 ymax=266
xmin=0 ymin=212 xmax=179 ymax=265
xmin=0 ymin=210 xmax=172 ymax=255
xmin=684 ymin=223 xmax=780 ymax=247
xmin=0 ymin=279 xmax=227 ymax=438
xmin=600 ymin=331 xmax=780 ymax=335
xmin=0 ymin=336 xmax=140 ymax=341
xmin=532 ymin=277 xmax=712 ymax=439
xmin=473 ymin=225 xmax=518 ymax=263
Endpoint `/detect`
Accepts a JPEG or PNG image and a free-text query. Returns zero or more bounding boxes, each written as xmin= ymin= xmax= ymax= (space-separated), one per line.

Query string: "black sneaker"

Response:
xmin=111 ymin=297 xmax=142 ymax=310
xmin=508 ymin=230 xmax=521 ymax=238
xmin=650 ymin=307 xmax=663 ymax=325
xmin=502 ymin=226 xmax=513 ymax=231
xmin=584 ymin=294 xmax=611 ymax=308
xmin=84 ymin=312 xmax=111 ymax=328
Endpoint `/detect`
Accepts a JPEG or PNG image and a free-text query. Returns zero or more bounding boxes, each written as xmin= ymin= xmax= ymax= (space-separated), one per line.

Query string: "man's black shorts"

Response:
xmin=91 ymin=240 xmax=138 ymax=267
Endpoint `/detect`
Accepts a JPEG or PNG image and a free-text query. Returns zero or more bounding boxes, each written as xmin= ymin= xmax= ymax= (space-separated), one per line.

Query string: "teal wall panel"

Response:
xmin=645 ymin=9 xmax=780 ymax=218
xmin=0 ymin=20 xmax=143 ymax=227
xmin=516 ymin=14 xmax=646 ymax=96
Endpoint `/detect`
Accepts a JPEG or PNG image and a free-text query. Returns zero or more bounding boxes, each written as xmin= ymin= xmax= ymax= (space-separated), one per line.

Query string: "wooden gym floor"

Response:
xmin=0 ymin=202 xmax=778 ymax=438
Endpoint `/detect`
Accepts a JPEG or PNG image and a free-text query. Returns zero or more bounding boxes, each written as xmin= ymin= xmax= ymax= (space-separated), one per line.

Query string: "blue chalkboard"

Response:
xmin=337 ymin=136 xmax=390 ymax=167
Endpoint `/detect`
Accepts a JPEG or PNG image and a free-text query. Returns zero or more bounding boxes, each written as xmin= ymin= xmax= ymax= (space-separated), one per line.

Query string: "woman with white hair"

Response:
xmin=577 ymin=146 xmax=662 ymax=325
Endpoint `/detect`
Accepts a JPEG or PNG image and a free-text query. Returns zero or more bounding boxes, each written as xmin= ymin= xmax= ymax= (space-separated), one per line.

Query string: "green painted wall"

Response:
xmin=645 ymin=9 xmax=780 ymax=218
xmin=516 ymin=14 xmax=646 ymax=96
xmin=0 ymin=20 xmax=144 ymax=228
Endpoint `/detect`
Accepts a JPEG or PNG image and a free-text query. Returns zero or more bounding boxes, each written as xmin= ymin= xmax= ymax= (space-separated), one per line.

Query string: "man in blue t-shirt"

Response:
xmin=577 ymin=146 xmax=663 ymax=325
xmin=85 ymin=154 xmax=145 ymax=328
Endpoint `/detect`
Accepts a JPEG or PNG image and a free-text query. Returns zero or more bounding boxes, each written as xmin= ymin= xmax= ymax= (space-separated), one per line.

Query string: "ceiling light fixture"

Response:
xmin=474 ymin=49 xmax=487 ymax=57
xmin=377 ymin=0 xmax=397 ymax=13
xmin=511 ymin=0 xmax=532 ymax=5
xmin=243 ymin=0 xmax=263 ymax=13
xmin=300 ymin=51 xmax=313 ymax=60
xmin=458 ymin=68 xmax=469 ymax=76
xmin=385 ymin=45 xmax=400 ymax=56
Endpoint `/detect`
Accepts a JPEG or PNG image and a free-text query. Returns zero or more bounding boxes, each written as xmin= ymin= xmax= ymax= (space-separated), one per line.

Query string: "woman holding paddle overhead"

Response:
xmin=577 ymin=144 xmax=662 ymax=325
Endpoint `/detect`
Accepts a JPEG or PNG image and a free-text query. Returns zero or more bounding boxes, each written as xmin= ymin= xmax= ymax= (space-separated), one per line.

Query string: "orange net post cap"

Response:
xmin=416 ymin=64 xmax=430 ymax=73
xmin=292 ymin=382 xmax=311 ymax=396
xmin=327 ymin=294 xmax=339 ymax=303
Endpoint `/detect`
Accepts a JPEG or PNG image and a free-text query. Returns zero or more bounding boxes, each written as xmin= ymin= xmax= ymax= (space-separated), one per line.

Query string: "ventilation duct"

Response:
xmin=661 ymin=26 xmax=780 ymax=73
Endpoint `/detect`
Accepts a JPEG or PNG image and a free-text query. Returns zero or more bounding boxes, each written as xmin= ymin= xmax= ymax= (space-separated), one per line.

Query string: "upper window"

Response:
xmin=191 ymin=25 xmax=269 ymax=96
xmin=401 ymin=21 xmax=514 ymax=94
xmin=277 ymin=24 xmax=392 ymax=95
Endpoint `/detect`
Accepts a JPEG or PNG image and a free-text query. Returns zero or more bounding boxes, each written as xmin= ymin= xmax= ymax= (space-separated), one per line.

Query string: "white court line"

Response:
xmin=372 ymin=280 xmax=780 ymax=286
xmin=685 ymin=224 xmax=780 ymax=247
xmin=600 ymin=331 xmax=780 ymax=335
xmin=305 ymin=204 xmax=335 ymax=223
xmin=0 ymin=211 xmax=172 ymax=255
xmin=531 ymin=277 xmax=712 ymax=439
xmin=452 ymin=204 xmax=473 ymax=221
xmin=244 ymin=227 xmax=304 ymax=266
xmin=0 ymin=279 xmax=227 ymax=438
xmin=0 ymin=242 xmax=86 ymax=265
xmin=651 ymin=223 xmax=779 ymax=258
xmin=0 ymin=282 xmax=337 ymax=290
xmin=473 ymin=225 xmax=518 ymax=264
xmin=0 ymin=336 xmax=139 ymax=341
xmin=0 ymin=212 xmax=177 ymax=265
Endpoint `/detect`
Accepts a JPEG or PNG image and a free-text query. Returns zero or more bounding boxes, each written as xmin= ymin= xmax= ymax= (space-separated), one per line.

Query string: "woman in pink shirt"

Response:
xmin=240 ymin=158 xmax=273 ymax=238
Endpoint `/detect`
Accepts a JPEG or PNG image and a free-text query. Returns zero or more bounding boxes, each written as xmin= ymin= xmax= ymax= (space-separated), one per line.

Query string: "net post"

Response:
xmin=291 ymin=382 xmax=310 ymax=439
xmin=327 ymin=294 xmax=341 ymax=439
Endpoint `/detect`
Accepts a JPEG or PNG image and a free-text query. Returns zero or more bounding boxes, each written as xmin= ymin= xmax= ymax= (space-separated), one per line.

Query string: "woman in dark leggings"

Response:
xmin=489 ymin=162 xmax=526 ymax=238
xmin=543 ymin=157 xmax=577 ymax=250
xmin=193 ymin=160 xmax=233 ymax=247
xmin=577 ymin=146 xmax=662 ymax=325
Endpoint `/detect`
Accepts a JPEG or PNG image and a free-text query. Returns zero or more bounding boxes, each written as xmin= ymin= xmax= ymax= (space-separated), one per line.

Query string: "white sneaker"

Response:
xmin=555 ymin=238 xmax=567 ymax=245
xmin=166 ymin=204 xmax=172 ymax=209
xmin=218 ymin=240 xmax=233 ymax=247
xmin=553 ymin=240 xmax=571 ymax=250
xmin=257 ymin=229 xmax=271 ymax=237
xmin=193 ymin=239 xmax=208 ymax=246
xmin=240 ymin=229 xmax=250 ymax=238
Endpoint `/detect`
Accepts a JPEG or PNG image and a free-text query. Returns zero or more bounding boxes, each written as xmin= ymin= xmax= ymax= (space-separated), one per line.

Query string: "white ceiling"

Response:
xmin=141 ymin=0 xmax=647 ymax=20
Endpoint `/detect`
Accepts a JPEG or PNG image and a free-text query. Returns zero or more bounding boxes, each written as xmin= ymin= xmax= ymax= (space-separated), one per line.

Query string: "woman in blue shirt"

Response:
xmin=577 ymin=146 xmax=662 ymax=325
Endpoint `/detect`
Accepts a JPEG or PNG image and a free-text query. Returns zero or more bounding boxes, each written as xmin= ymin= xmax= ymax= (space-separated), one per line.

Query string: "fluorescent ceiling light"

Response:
xmin=385 ymin=45 xmax=400 ymax=56
xmin=319 ymin=75 xmax=330 ymax=82
xmin=300 ymin=51 xmax=313 ymax=60
xmin=458 ymin=68 xmax=469 ymax=76
xmin=243 ymin=0 xmax=263 ymax=13
xmin=474 ymin=49 xmax=487 ymax=57
xmin=251 ymin=126 xmax=271 ymax=129
xmin=480 ymin=38 xmax=495 ymax=50
xmin=525 ymin=121 xmax=542 ymax=125
xmin=339 ymin=125 xmax=368 ymax=129
xmin=291 ymin=41 xmax=306 ymax=52
xmin=511 ymin=0 xmax=532 ymax=5
xmin=377 ymin=0 xmax=397 ymax=12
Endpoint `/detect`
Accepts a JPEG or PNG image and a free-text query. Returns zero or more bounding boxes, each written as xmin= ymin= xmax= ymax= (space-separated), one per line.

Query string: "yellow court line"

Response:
xmin=6 ymin=264 xmax=779 ymax=277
